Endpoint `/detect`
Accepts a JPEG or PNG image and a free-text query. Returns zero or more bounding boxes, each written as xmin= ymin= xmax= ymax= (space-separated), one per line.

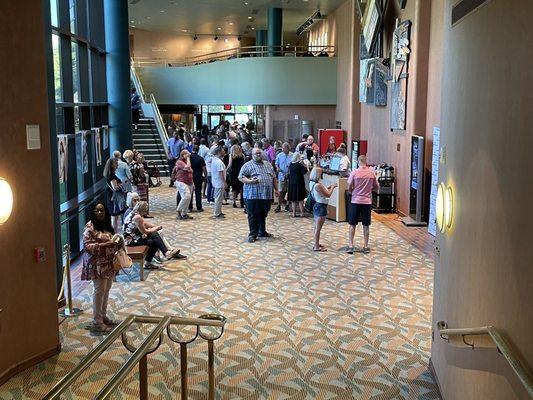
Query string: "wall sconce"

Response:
xmin=0 ymin=178 xmax=13 ymax=225
xmin=436 ymin=182 xmax=453 ymax=232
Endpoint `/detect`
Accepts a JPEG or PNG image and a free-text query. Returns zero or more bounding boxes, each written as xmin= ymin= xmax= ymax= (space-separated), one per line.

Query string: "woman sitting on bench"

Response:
xmin=124 ymin=201 xmax=186 ymax=269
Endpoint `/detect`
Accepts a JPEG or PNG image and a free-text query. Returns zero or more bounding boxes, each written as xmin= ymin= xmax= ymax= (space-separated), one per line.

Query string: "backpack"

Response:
xmin=304 ymin=182 xmax=317 ymax=213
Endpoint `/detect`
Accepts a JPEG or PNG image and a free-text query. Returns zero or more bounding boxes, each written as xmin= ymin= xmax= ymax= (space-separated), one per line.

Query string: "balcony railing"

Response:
xmin=131 ymin=45 xmax=336 ymax=67
xmin=43 ymin=313 xmax=227 ymax=400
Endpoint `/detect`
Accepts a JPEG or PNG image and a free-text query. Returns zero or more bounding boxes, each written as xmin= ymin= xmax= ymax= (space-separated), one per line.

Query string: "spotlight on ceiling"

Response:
xmin=238 ymin=35 xmax=242 ymax=41
xmin=296 ymin=10 xmax=323 ymax=36
xmin=193 ymin=35 xmax=198 ymax=40
xmin=214 ymin=35 xmax=219 ymax=41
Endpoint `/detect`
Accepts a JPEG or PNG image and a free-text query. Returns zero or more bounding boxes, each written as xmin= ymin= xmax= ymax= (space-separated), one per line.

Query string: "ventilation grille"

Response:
xmin=452 ymin=0 xmax=492 ymax=26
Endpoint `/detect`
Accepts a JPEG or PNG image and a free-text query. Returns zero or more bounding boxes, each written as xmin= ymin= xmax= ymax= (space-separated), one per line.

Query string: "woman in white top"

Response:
xmin=309 ymin=167 xmax=337 ymax=252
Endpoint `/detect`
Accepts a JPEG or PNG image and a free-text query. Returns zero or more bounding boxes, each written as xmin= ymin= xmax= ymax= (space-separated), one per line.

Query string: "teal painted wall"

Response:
xmin=137 ymin=57 xmax=337 ymax=105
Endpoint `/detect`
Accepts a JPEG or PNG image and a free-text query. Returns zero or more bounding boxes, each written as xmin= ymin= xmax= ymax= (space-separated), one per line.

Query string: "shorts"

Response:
xmin=313 ymin=202 xmax=328 ymax=218
xmin=278 ymin=178 xmax=288 ymax=192
xmin=348 ymin=203 xmax=372 ymax=226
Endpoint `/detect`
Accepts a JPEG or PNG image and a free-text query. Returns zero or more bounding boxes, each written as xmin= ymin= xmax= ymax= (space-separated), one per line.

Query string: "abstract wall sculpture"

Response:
xmin=359 ymin=58 xmax=375 ymax=104
xmin=373 ymin=59 xmax=388 ymax=106
xmin=391 ymin=19 xmax=411 ymax=130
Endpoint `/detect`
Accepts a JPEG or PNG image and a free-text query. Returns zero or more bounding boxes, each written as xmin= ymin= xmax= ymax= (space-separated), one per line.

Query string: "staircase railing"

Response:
xmin=43 ymin=313 xmax=226 ymax=400
xmin=130 ymin=64 xmax=170 ymax=159
xmin=147 ymin=93 xmax=170 ymax=159
xmin=436 ymin=321 xmax=533 ymax=398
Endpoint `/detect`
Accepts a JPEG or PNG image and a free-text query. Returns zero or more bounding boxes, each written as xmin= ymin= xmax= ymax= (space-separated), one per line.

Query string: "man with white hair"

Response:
xmin=113 ymin=150 xmax=133 ymax=193
xmin=346 ymin=155 xmax=379 ymax=254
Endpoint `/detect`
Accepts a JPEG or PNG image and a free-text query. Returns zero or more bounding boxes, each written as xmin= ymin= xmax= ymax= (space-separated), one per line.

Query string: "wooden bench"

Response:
xmin=125 ymin=245 xmax=149 ymax=281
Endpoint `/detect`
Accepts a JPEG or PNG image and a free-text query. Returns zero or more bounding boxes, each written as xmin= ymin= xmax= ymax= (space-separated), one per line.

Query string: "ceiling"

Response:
xmin=128 ymin=0 xmax=346 ymax=38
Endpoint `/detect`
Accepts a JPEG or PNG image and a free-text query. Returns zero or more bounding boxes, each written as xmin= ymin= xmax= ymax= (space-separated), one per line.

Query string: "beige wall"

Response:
xmin=0 ymin=0 xmax=60 ymax=384
xmin=265 ymin=105 xmax=336 ymax=142
xmin=359 ymin=0 xmax=431 ymax=215
xmin=431 ymin=1 xmax=533 ymax=399
xmin=130 ymin=28 xmax=255 ymax=62
xmin=333 ymin=0 xmax=360 ymax=141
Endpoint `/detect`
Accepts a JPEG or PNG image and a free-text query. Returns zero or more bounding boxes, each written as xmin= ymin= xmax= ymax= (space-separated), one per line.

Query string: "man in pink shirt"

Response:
xmin=346 ymin=155 xmax=379 ymax=254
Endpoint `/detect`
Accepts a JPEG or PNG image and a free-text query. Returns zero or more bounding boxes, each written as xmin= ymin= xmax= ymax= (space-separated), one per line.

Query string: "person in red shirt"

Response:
xmin=346 ymin=155 xmax=379 ymax=254
xmin=172 ymin=150 xmax=194 ymax=220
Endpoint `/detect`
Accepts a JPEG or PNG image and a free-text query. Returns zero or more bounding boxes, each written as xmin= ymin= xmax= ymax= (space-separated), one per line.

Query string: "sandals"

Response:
xmin=313 ymin=246 xmax=327 ymax=252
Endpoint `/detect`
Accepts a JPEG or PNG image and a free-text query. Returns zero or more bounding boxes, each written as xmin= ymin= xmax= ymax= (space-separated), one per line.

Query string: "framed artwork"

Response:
xmin=391 ymin=75 xmax=407 ymax=130
xmin=57 ymin=136 xmax=68 ymax=183
xmin=359 ymin=58 xmax=375 ymax=104
xmin=93 ymin=128 xmax=102 ymax=167
xmin=362 ymin=0 xmax=382 ymax=55
xmin=391 ymin=19 xmax=411 ymax=81
xmin=373 ymin=59 xmax=388 ymax=107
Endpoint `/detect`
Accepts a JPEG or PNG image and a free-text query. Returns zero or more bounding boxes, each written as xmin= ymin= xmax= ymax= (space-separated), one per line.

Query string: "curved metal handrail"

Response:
xmin=43 ymin=314 xmax=227 ymax=400
xmin=436 ymin=321 xmax=533 ymax=398
xmin=131 ymin=45 xmax=336 ymax=67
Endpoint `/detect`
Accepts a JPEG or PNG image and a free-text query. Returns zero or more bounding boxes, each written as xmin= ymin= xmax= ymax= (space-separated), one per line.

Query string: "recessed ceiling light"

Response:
xmin=131 ymin=25 xmax=136 ymax=28
xmin=229 ymin=22 xmax=234 ymax=25
xmin=146 ymin=16 xmax=151 ymax=19
xmin=244 ymin=1 xmax=249 ymax=4
xmin=217 ymin=27 xmax=222 ymax=30
xmin=224 ymin=38 xmax=229 ymax=43
xmin=182 ymin=29 xmax=188 ymax=32
xmin=251 ymin=27 xmax=255 ymax=30
xmin=160 ymin=10 xmax=165 ymax=13
xmin=130 ymin=20 xmax=134 ymax=23
xmin=247 ymin=16 xmax=253 ymax=20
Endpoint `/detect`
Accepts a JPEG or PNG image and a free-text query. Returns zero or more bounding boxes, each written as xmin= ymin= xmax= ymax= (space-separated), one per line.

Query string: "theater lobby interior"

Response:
xmin=0 ymin=1 xmax=531 ymax=399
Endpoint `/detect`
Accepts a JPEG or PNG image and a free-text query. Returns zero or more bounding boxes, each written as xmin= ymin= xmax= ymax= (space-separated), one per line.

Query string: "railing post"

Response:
xmin=59 ymin=244 xmax=83 ymax=317
xmin=207 ymin=340 xmax=215 ymax=400
xmin=180 ymin=343 xmax=188 ymax=400
xmin=139 ymin=354 xmax=148 ymax=400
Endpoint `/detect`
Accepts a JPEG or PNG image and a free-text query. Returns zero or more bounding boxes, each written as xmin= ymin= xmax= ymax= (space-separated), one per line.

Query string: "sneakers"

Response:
xmin=212 ymin=213 xmax=226 ymax=219
xmin=166 ymin=249 xmax=187 ymax=260
xmin=248 ymin=236 xmax=257 ymax=243
xmin=144 ymin=262 xmax=160 ymax=270
xmin=177 ymin=214 xmax=193 ymax=220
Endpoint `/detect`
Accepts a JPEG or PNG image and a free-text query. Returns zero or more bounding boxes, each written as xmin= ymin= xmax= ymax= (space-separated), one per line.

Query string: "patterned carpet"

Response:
xmin=0 ymin=183 xmax=440 ymax=399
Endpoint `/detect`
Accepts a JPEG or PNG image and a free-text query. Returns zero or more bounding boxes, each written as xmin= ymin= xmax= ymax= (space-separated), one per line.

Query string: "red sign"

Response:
xmin=223 ymin=104 xmax=232 ymax=111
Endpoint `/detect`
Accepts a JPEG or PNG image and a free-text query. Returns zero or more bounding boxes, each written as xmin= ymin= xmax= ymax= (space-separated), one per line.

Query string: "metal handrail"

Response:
xmin=148 ymin=93 xmax=170 ymax=158
xmin=131 ymin=45 xmax=336 ymax=67
xmin=437 ymin=321 xmax=533 ymax=398
xmin=43 ymin=314 xmax=227 ymax=400
xmin=130 ymin=64 xmax=146 ymax=103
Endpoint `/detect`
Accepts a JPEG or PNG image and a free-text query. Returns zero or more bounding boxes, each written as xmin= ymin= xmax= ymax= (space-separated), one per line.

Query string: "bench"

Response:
xmin=125 ymin=245 xmax=149 ymax=281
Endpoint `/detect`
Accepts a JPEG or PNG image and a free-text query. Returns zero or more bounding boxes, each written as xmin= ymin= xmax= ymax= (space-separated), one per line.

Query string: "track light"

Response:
xmin=214 ymin=35 xmax=219 ymax=41
xmin=237 ymin=35 xmax=242 ymax=41
xmin=193 ymin=34 xmax=198 ymax=40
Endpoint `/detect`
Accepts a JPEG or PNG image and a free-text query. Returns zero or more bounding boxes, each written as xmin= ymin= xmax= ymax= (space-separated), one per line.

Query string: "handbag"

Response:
xmin=305 ymin=182 xmax=317 ymax=213
xmin=113 ymin=247 xmax=133 ymax=271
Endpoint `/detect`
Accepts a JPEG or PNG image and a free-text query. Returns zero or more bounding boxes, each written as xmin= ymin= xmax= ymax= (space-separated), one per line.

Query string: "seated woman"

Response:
xmin=123 ymin=201 xmax=186 ymax=269
xmin=81 ymin=202 xmax=122 ymax=333
xmin=124 ymin=191 xmax=140 ymax=221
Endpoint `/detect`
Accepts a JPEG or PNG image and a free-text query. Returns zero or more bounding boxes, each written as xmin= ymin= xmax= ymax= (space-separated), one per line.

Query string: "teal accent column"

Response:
xmin=267 ymin=8 xmax=282 ymax=56
xmin=256 ymin=29 xmax=267 ymax=55
xmin=104 ymin=0 xmax=132 ymax=152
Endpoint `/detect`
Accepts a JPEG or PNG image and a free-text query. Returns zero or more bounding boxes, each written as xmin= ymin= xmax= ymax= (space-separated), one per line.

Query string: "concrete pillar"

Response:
xmin=104 ymin=0 xmax=133 ymax=152
xmin=267 ymin=8 xmax=283 ymax=56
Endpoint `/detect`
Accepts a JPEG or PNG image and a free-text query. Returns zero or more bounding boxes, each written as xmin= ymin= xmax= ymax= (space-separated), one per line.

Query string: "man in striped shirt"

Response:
xmin=347 ymin=155 xmax=379 ymax=254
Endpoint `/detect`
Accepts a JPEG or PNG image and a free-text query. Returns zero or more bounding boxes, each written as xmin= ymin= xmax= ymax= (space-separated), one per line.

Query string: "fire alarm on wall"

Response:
xmin=34 ymin=247 xmax=46 ymax=263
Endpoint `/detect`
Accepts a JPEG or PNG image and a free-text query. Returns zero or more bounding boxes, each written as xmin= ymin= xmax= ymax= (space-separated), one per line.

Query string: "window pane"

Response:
xmin=71 ymin=41 xmax=80 ymax=102
xmin=52 ymin=34 xmax=62 ymax=102
xmin=69 ymin=0 xmax=77 ymax=34
xmin=50 ymin=0 xmax=58 ymax=27
xmin=55 ymin=106 xmax=64 ymax=135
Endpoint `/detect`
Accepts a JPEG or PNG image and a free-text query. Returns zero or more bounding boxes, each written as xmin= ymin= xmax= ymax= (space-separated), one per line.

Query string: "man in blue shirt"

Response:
xmin=274 ymin=142 xmax=293 ymax=213
xmin=239 ymin=148 xmax=279 ymax=243
xmin=167 ymin=130 xmax=185 ymax=187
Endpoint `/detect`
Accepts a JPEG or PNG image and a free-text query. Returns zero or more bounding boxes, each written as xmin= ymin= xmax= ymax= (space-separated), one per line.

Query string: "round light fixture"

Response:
xmin=436 ymin=183 xmax=445 ymax=232
xmin=445 ymin=186 xmax=453 ymax=229
xmin=0 ymin=178 xmax=13 ymax=225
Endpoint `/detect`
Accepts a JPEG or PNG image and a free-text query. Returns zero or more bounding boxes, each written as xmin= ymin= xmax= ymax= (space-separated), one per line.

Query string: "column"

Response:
xmin=255 ymin=29 xmax=268 ymax=56
xmin=267 ymin=8 xmax=283 ymax=56
xmin=104 ymin=0 xmax=133 ymax=152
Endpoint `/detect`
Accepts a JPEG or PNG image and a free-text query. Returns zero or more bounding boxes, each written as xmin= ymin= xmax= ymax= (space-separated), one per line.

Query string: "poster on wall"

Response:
xmin=58 ymin=136 xmax=68 ymax=183
xmin=76 ymin=131 xmax=89 ymax=174
xmin=390 ymin=19 xmax=411 ymax=130
xmin=362 ymin=0 xmax=382 ymax=55
xmin=359 ymin=58 xmax=375 ymax=103
xmin=102 ymin=125 xmax=109 ymax=150
xmin=428 ymin=127 xmax=441 ymax=236
xmin=94 ymin=128 xmax=102 ymax=167
xmin=373 ymin=59 xmax=388 ymax=107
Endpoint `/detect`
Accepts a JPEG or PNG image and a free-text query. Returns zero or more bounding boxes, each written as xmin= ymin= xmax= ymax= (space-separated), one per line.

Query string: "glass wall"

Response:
xmin=49 ymin=0 xmax=109 ymax=255
xmin=199 ymin=105 xmax=255 ymax=129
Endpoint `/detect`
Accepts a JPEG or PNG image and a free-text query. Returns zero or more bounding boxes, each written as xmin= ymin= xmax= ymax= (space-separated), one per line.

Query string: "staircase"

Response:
xmin=133 ymin=117 xmax=169 ymax=176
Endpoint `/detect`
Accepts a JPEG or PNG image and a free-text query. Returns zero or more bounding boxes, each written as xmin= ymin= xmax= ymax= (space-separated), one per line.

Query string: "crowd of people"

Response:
xmin=81 ymin=119 xmax=379 ymax=333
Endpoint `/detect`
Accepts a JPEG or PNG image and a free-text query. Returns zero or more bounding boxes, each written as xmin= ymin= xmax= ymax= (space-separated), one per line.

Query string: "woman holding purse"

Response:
xmin=81 ymin=202 xmax=121 ymax=333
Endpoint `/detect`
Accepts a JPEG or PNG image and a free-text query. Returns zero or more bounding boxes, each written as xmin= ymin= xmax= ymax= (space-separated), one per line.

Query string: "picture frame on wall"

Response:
xmin=361 ymin=0 xmax=382 ymax=56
